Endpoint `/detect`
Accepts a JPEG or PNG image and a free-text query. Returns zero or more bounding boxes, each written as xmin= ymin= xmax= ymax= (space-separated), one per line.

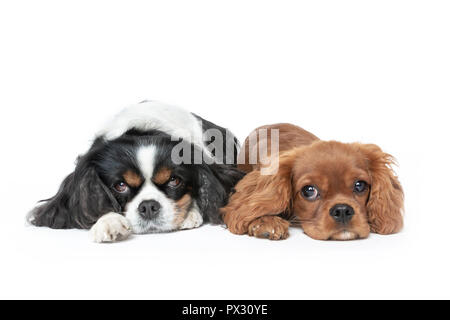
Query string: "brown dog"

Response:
xmin=221 ymin=123 xmax=404 ymax=240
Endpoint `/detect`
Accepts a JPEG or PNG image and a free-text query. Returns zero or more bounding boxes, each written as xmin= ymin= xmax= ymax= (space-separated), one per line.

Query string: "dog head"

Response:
xmin=223 ymin=141 xmax=404 ymax=240
xmin=29 ymin=130 xmax=244 ymax=233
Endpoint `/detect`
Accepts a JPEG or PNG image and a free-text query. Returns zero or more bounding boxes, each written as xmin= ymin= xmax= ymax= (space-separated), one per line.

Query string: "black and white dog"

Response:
xmin=28 ymin=101 xmax=244 ymax=242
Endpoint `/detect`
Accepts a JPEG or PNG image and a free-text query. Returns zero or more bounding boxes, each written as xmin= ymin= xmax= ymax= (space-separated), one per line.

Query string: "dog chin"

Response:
xmin=131 ymin=225 xmax=174 ymax=234
xmin=330 ymin=230 xmax=359 ymax=241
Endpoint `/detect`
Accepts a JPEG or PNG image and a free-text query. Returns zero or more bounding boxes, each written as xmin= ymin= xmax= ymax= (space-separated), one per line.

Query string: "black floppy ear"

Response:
xmin=28 ymin=156 xmax=120 ymax=229
xmin=193 ymin=163 xmax=245 ymax=224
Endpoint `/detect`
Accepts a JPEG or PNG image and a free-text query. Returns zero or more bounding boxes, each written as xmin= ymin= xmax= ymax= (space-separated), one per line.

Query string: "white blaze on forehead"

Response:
xmin=137 ymin=145 xmax=157 ymax=180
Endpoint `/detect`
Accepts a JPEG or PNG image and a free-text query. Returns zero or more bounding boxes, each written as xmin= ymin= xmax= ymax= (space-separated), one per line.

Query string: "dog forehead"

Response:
xmin=292 ymin=142 xmax=369 ymax=188
xmin=136 ymin=145 xmax=158 ymax=180
xmin=136 ymin=144 xmax=182 ymax=184
xmin=299 ymin=142 xmax=367 ymax=167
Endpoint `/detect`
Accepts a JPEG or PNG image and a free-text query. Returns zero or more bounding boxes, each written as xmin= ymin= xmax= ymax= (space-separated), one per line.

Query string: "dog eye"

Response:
xmin=167 ymin=176 xmax=181 ymax=188
xmin=301 ymin=185 xmax=320 ymax=201
xmin=113 ymin=181 xmax=129 ymax=193
xmin=354 ymin=180 xmax=368 ymax=193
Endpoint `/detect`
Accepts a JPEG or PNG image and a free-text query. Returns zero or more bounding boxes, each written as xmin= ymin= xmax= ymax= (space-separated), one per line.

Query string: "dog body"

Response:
xmin=222 ymin=123 xmax=404 ymax=241
xmin=28 ymin=101 xmax=244 ymax=242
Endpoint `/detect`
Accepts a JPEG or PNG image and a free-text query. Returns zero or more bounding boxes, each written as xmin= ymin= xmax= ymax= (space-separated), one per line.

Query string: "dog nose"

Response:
xmin=138 ymin=200 xmax=161 ymax=220
xmin=330 ymin=204 xmax=354 ymax=224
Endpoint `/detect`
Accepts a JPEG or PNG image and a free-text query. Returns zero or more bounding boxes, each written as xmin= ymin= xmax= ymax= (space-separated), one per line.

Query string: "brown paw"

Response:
xmin=248 ymin=216 xmax=290 ymax=240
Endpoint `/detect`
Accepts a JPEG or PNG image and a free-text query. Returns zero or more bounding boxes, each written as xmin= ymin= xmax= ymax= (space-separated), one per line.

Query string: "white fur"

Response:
xmin=89 ymin=213 xmax=132 ymax=243
xmin=96 ymin=100 xmax=210 ymax=156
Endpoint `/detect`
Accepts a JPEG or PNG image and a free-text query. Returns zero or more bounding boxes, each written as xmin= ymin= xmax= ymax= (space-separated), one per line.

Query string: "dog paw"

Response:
xmin=248 ymin=216 xmax=290 ymax=240
xmin=89 ymin=213 xmax=132 ymax=243
xmin=179 ymin=204 xmax=203 ymax=230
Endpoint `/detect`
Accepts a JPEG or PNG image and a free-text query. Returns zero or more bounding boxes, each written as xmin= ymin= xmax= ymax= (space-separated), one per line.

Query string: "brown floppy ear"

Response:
xmin=221 ymin=151 xmax=296 ymax=235
xmin=359 ymin=144 xmax=404 ymax=234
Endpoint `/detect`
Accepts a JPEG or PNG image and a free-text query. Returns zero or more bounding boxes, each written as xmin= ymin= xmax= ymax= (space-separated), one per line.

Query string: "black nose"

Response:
xmin=138 ymin=200 xmax=161 ymax=220
xmin=329 ymin=204 xmax=354 ymax=224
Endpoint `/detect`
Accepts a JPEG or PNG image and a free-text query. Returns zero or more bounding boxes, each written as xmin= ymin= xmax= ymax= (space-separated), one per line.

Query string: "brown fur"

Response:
xmin=358 ymin=144 xmax=404 ymax=234
xmin=172 ymin=193 xmax=193 ymax=227
xmin=222 ymin=124 xmax=404 ymax=240
xmin=123 ymin=170 xmax=143 ymax=187
xmin=152 ymin=167 xmax=172 ymax=185
xmin=238 ymin=123 xmax=319 ymax=173
xmin=223 ymin=150 xmax=296 ymax=235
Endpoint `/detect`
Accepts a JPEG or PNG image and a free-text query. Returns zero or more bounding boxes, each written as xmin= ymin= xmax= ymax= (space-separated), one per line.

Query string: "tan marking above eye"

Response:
xmin=123 ymin=170 xmax=143 ymax=187
xmin=153 ymin=167 xmax=172 ymax=185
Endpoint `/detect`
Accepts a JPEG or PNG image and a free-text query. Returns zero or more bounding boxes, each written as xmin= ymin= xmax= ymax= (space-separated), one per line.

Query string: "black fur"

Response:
xmin=192 ymin=163 xmax=244 ymax=224
xmin=29 ymin=138 xmax=123 ymax=229
xmin=193 ymin=113 xmax=240 ymax=166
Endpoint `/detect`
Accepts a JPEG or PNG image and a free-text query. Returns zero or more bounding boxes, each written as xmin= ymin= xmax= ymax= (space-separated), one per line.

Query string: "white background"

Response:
xmin=0 ymin=0 xmax=448 ymax=299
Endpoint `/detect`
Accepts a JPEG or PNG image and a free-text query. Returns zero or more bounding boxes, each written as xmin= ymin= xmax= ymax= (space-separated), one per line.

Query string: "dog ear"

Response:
xmin=27 ymin=152 xmax=120 ymax=229
xmin=221 ymin=151 xmax=296 ymax=234
xmin=358 ymin=144 xmax=404 ymax=234
xmin=193 ymin=163 xmax=245 ymax=224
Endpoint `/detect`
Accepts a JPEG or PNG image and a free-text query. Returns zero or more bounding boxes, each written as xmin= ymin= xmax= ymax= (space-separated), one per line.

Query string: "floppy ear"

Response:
xmin=27 ymin=155 xmax=120 ymax=229
xmin=221 ymin=151 xmax=296 ymax=235
xmin=193 ymin=163 xmax=245 ymax=224
xmin=359 ymin=144 xmax=404 ymax=234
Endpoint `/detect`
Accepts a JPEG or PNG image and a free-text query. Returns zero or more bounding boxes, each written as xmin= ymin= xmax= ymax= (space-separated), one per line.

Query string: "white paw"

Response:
xmin=89 ymin=213 xmax=132 ymax=243
xmin=180 ymin=204 xmax=203 ymax=230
